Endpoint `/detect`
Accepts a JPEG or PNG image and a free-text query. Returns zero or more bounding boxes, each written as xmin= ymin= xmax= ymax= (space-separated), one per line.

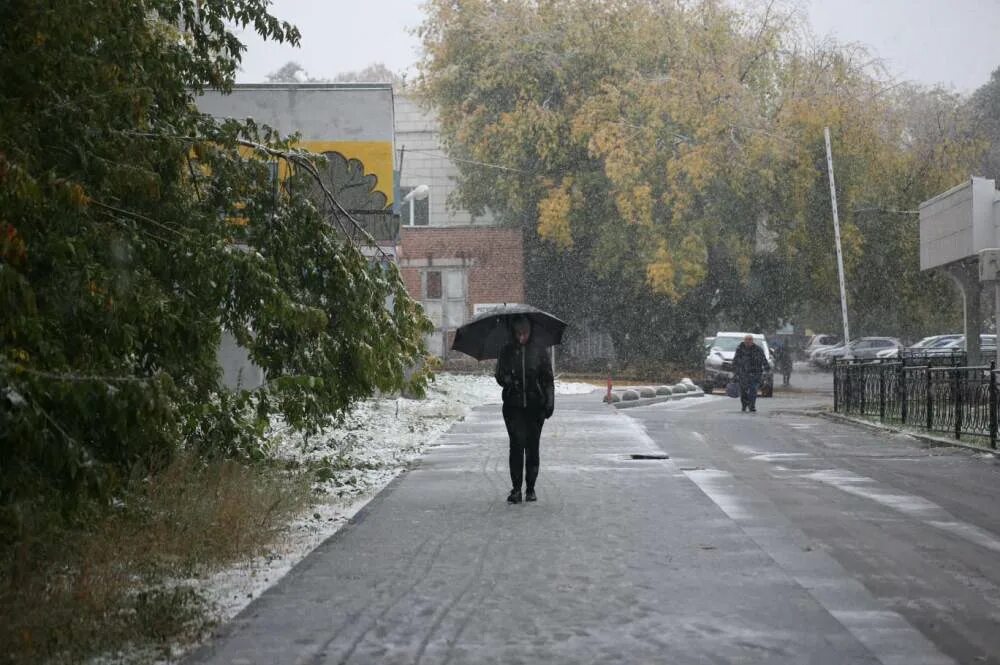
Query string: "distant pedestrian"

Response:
xmin=775 ymin=342 xmax=793 ymax=386
xmin=733 ymin=334 xmax=770 ymax=412
xmin=495 ymin=316 xmax=555 ymax=503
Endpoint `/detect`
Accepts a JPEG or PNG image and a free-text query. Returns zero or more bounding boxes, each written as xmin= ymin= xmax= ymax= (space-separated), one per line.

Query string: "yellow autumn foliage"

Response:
xmin=418 ymin=0 xmax=986 ymax=324
xmin=646 ymin=240 xmax=678 ymax=299
xmin=537 ymin=179 xmax=574 ymax=249
xmin=677 ymin=234 xmax=709 ymax=290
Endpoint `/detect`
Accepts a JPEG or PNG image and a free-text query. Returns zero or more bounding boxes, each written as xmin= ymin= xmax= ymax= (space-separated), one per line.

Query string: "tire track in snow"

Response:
xmin=434 ymin=536 xmax=513 ymax=665
xmin=300 ymin=530 xmax=437 ymax=665
xmin=331 ymin=435 xmax=498 ymax=664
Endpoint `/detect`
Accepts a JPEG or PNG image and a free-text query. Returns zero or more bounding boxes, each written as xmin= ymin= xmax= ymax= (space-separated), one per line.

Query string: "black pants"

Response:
xmin=739 ymin=374 xmax=761 ymax=409
xmin=502 ymin=404 xmax=544 ymax=491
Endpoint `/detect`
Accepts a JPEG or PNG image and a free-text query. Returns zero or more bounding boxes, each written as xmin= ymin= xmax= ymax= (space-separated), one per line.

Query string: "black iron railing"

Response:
xmin=897 ymin=350 xmax=968 ymax=366
xmin=833 ymin=358 xmax=998 ymax=448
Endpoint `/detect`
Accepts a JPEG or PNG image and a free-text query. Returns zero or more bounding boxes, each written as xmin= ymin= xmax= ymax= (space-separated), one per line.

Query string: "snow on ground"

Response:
xmin=160 ymin=373 xmax=595 ymax=662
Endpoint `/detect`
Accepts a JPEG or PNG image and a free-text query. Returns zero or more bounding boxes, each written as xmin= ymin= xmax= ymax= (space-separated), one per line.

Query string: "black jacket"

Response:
xmin=733 ymin=342 xmax=770 ymax=378
xmin=495 ymin=342 xmax=555 ymax=416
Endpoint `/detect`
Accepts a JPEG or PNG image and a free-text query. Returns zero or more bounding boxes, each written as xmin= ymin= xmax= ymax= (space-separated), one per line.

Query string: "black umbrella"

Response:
xmin=451 ymin=304 xmax=567 ymax=361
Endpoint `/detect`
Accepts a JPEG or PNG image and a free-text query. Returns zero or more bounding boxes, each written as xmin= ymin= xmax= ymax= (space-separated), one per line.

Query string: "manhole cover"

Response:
xmin=630 ymin=453 xmax=670 ymax=460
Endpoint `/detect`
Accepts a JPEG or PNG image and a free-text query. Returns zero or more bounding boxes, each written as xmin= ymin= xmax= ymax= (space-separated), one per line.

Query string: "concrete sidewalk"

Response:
xmin=187 ymin=393 xmax=899 ymax=664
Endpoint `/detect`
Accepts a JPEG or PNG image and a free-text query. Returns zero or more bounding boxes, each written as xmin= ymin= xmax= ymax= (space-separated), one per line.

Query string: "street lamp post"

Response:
xmin=402 ymin=184 xmax=429 ymax=225
xmin=825 ymin=127 xmax=852 ymax=360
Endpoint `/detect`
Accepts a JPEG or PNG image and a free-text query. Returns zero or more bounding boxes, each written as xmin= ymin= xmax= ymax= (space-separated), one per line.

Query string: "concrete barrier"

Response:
xmin=604 ymin=377 xmax=708 ymax=408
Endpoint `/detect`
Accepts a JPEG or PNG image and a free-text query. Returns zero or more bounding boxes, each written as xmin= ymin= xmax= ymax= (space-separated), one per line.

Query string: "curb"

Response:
xmin=813 ymin=410 xmax=999 ymax=457
xmin=612 ymin=392 xmax=706 ymax=410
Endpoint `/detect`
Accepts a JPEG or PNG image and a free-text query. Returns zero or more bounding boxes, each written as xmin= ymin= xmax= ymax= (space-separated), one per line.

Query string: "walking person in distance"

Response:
xmin=733 ymin=334 xmax=770 ymax=412
xmin=774 ymin=341 xmax=793 ymax=386
xmin=495 ymin=316 xmax=555 ymax=503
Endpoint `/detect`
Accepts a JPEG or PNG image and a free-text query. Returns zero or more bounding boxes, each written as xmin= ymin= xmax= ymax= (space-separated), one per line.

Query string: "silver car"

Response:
xmin=822 ymin=337 xmax=902 ymax=365
xmin=878 ymin=334 xmax=962 ymax=359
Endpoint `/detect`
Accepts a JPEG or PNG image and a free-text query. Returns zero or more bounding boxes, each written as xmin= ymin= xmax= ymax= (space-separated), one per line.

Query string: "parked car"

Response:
xmin=854 ymin=337 xmax=903 ymax=360
xmin=704 ymin=332 xmax=775 ymax=397
xmin=925 ymin=335 xmax=997 ymax=357
xmin=878 ymin=334 xmax=962 ymax=359
xmin=818 ymin=337 xmax=902 ymax=366
xmin=704 ymin=336 xmax=716 ymax=351
xmin=812 ymin=340 xmax=849 ymax=367
xmin=803 ymin=334 xmax=839 ymax=359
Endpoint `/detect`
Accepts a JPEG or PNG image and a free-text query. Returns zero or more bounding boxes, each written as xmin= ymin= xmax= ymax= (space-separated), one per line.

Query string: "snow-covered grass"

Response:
xmin=160 ymin=373 xmax=595 ymax=662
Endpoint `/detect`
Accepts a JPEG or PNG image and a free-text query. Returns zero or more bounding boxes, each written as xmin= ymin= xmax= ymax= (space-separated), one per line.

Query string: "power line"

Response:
xmin=400 ymin=148 xmax=530 ymax=173
xmin=852 ymin=207 xmax=920 ymax=215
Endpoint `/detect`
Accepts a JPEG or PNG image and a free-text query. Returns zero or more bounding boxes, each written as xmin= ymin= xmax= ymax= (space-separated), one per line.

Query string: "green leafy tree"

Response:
xmin=971 ymin=66 xmax=1000 ymax=182
xmin=0 ymin=1 xmax=431 ymax=521
xmin=267 ymin=60 xmax=405 ymax=87
xmin=416 ymin=0 xmax=979 ymax=363
xmin=332 ymin=62 xmax=406 ymax=88
xmin=266 ymin=60 xmax=312 ymax=82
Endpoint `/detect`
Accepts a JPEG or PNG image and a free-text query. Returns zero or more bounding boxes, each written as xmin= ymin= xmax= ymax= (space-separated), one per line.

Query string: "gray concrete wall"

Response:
xmin=218 ymin=330 xmax=265 ymax=391
xmin=197 ymin=83 xmax=394 ymax=143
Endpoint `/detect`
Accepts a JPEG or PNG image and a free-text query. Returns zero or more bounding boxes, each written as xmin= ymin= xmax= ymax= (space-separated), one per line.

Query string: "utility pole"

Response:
xmin=825 ymin=127 xmax=852 ymax=359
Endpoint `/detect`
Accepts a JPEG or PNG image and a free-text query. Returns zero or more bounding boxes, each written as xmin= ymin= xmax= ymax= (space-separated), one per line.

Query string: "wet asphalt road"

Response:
xmin=186 ymin=365 xmax=1000 ymax=664
xmin=636 ymin=365 xmax=1000 ymax=665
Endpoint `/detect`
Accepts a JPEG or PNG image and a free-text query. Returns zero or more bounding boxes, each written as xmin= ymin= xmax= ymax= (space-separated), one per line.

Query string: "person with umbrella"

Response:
xmin=452 ymin=305 xmax=565 ymax=504
xmin=494 ymin=315 xmax=555 ymax=503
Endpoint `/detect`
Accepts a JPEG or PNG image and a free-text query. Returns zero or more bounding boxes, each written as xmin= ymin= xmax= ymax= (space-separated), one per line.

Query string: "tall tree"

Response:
xmin=266 ymin=60 xmax=312 ymax=82
xmin=416 ymin=0 xmax=978 ymax=362
xmin=0 ymin=1 xmax=430 ymax=516
xmin=333 ymin=62 xmax=406 ymax=88
xmin=266 ymin=60 xmax=405 ymax=87
xmin=970 ymin=66 xmax=1000 ymax=182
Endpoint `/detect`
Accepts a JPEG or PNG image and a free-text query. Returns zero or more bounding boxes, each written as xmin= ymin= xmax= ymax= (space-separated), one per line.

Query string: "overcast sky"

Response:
xmin=234 ymin=0 xmax=1000 ymax=93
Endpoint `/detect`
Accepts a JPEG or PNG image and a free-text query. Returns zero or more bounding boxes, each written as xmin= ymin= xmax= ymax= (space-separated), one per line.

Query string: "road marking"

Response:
xmin=751 ymin=452 xmax=811 ymax=462
xmin=926 ymin=521 xmax=1000 ymax=554
xmin=674 ymin=462 xmax=954 ymax=665
xmin=683 ymin=468 xmax=755 ymax=520
xmin=624 ymin=415 xmax=958 ymax=664
xmin=806 ymin=470 xmax=952 ymax=520
xmin=740 ymin=464 xmax=1000 ymax=557
xmin=733 ymin=445 xmax=813 ymax=463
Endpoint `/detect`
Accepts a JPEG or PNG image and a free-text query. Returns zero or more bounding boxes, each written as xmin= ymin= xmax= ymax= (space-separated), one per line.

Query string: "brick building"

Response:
xmin=395 ymin=95 xmax=525 ymax=358
xmin=399 ymin=227 xmax=525 ymax=357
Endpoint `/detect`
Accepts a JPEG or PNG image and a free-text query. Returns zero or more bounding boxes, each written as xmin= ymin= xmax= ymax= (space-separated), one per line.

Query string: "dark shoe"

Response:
xmin=749 ymin=406 xmax=757 ymax=412
xmin=525 ymin=489 xmax=537 ymax=502
xmin=741 ymin=404 xmax=747 ymax=412
xmin=507 ymin=489 xmax=522 ymax=504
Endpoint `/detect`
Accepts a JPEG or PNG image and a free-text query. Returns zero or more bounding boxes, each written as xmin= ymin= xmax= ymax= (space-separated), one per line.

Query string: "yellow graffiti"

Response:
xmin=299 ymin=141 xmax=394 ymax=205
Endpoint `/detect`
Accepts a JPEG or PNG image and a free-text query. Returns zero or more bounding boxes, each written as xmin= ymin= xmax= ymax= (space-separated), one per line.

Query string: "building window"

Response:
xmin=400 ymin=186 xmax=430 ymax=226
xmin=425 ymin=270 xmax=442 ymax=299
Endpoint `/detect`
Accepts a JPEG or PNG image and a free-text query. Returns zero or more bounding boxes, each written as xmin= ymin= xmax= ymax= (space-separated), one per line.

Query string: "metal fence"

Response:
xmin=833 ymin=358 xmax=998 ymax=448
